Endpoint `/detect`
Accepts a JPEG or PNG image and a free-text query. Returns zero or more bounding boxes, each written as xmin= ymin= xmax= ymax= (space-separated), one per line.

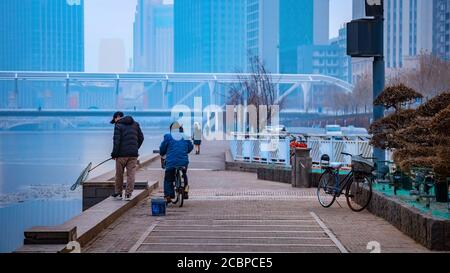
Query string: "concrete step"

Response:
xmin=153 ymin=225 xmax=322 ymax=232
xmin=144 ymin=236 xmax=331 ymax=245
xmin=148 ymin=230 xmax=326 ymax=239
xmin=136 ymin=243 xmax=340 ymax=253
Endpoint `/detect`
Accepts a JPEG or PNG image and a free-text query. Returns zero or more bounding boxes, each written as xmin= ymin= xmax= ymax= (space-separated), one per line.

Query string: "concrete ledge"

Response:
xmin=15 ymin=180 xmax=159 ymax=253
xmin=24 ymin=226 xmax=77 ymax=245
xmin=257 ymin=167 xmax=292 ymax=184
xmin=357 ymin=186 xmax=450 ymax=251
xmin=82 ymin=181 xmax=149 ymax=211
xmin=13 ymin=244 xmax=69 ymax=253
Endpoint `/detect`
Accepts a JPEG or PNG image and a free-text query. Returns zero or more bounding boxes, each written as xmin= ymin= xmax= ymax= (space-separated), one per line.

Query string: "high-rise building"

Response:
xmin=433 ymin=0 xmax=450 ymax=60
xmin=133 ymin=0 xmax=173 ymax=72
xmin=385 ymin=0 xmax=433 ymax=69
xmin=0 ymin=0 xmax=84 ymax=71
xmin=298 ymin=26 xmax=351 ymax=83
xmin=246 ymin=0 xmax=280 ymax=73
xmin=174 ymin=0 xmax=246 ymax=73
xmin=247 ymin=0 xmax=329 ymax=74
xmin=279 ymin=0 xmax=329 ymax=73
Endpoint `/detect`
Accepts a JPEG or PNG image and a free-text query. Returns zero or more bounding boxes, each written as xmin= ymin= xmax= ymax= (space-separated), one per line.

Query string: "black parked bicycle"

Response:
xmin=317 ymin=152 xmax=375 ymax=212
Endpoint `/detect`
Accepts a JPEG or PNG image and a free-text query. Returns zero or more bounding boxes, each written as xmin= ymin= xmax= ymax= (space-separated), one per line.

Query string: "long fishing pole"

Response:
xmin=89 ymin=158 xmax=113 ymax=173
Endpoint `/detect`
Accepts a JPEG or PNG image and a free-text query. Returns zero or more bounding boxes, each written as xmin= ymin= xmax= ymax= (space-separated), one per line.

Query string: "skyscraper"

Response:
xmin=0 ymin=0 xmax=84 ymax=71
xmin=385 ymin=0 xmax=433 ymax=69
xmin=133 ymin=0 xmax=173 ymax=72
xmin=246 ymin=0 xmax=280 ymax=73
xmin=433 ymin=0 xmax=450 ymax=60
xmin=247 ymin=0 xmax=329 ymax=74
xmin=174 ymin=0 xmax=246 ymax=73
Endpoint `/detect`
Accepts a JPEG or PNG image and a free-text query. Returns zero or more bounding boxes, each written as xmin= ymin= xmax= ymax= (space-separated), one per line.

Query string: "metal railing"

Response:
xmin=229 ymin=133 xmax=291 ymax=167
xmin=228 ymin=133 xmax=374 ymax=167
xmin=306 ymin=137 xmax=373 ymax=164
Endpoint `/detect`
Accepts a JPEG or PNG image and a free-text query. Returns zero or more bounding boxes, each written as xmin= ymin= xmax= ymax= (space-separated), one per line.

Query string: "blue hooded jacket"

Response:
xmin=159 ymin=132 xmax=193 ymax=169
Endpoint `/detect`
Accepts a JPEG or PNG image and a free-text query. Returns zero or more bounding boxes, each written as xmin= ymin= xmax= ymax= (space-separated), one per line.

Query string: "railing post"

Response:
xmin=66 ymin=74 xmax=70 ymax=109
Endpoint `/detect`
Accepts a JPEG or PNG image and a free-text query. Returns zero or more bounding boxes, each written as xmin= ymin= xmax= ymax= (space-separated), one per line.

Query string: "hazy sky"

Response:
xmin=84 ymin=0 xmax=352 ymax=72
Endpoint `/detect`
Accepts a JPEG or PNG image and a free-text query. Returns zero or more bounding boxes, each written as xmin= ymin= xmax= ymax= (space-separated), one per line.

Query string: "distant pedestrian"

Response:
xmin=192 ymin=122 xmax=202 ymax=155
xmin=110 ymin=111 xmax=144 ymax=201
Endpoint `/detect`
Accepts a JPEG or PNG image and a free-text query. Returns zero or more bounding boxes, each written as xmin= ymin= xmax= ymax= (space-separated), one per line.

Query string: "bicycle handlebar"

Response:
xmin=341 ymin=152 xmax=377 ymax=161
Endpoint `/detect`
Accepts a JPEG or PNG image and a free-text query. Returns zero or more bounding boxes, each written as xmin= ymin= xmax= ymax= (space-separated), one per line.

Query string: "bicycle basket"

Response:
xmin=351 ymin=156 xmax=375 ymax=175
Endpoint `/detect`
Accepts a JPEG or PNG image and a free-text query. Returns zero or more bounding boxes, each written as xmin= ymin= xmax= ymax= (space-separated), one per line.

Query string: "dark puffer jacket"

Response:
xmin=111 ymin=116 xmax=144 ymax=158
xmin=159 ymin=132 xmax=193 ymax=169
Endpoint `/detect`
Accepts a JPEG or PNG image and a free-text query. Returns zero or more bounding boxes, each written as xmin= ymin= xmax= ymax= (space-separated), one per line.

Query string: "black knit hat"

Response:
xmin=110 ymin=111 xmax=124 ymax=124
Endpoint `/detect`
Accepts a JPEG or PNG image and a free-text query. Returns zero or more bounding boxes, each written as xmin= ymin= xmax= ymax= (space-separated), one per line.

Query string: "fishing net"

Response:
xmin=70 ymin=162 xmax=92 ymax=191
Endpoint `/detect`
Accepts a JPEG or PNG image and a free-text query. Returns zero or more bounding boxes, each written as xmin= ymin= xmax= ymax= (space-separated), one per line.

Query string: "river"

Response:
xmin=0 ymin=128 xmax=165 ymax=252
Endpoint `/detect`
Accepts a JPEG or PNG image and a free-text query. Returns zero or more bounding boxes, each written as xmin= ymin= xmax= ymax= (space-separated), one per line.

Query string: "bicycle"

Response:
xmin=153 ymin=150 xmax=188 ymax=208
xmin=317 ymin=152 xmax=375 ymax=212
xmin=169 ymin=166 xmax=187 ymax=207
xmin=410 ymin=167 xmax=435 ymax=208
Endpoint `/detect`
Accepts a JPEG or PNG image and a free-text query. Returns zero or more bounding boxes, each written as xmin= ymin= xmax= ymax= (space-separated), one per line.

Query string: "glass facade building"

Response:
xmin=298 ymin=27 xmax=351 ymax=83
xmin=134 ymin=0 xmax=173 ymax=73
xmin=0 ymin=0 xmax=84 ymax=71
xmin=174 ymin=0 xmax=246 ymax=73
xmin=279 ymin=0 xmax=314 ymax=74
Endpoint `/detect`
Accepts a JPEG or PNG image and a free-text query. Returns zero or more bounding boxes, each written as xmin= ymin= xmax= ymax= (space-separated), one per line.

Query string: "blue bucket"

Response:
xmin=151 ymin=198 xmax=166 ymax=216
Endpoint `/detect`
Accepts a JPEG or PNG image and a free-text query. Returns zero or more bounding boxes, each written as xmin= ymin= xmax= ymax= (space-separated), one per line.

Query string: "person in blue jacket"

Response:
xmin=159 ymin=121 xmax=193 ymax=203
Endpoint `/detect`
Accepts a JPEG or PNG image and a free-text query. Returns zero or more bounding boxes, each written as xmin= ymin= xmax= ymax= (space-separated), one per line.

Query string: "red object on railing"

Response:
xmin=290 ymin=141 xmax=308 ymax=149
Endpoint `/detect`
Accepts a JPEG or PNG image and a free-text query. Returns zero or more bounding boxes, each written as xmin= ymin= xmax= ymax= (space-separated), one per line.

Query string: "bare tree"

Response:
xmin=352 ymin=72 xmax=373 ymax=113
xmin=228 ymin=55 xmax=284 ymax=131
xmin=402 ymin=53 xmax=450 ymax=98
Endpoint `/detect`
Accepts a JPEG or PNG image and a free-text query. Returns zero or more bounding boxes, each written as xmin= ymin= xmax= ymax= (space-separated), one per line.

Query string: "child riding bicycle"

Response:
xmin=159 ymin=122 xmax=194 ymax=203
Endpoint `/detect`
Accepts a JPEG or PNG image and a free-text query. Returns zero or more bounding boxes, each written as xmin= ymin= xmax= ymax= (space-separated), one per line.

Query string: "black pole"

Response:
xmin=373 ymin=14 xmax=385 ymax=162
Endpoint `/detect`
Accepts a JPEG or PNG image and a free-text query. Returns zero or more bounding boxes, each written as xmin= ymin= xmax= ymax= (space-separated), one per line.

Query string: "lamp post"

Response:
xmin=347 ymin=0 xmax=385 ymax=161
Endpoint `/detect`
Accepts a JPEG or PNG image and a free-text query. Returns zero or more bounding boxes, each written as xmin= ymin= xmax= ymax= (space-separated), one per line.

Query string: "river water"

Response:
xmin=0 ymin=128 xmax=165 ymax=252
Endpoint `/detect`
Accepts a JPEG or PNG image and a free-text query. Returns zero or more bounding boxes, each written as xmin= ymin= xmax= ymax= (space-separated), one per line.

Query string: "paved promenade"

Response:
xmin=83 ymin=141 xmax=429 ymax=253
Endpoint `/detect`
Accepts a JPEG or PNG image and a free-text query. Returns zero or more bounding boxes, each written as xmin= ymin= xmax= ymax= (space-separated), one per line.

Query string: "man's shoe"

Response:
xmin=112 ymin=193 xmax=122 ymax=200
xmin=124 ymin=194 xmax=132 ymax=201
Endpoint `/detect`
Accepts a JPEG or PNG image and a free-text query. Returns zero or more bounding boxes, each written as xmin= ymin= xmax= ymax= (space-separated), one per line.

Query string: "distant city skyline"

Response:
xmin=85 ymin=0 xmax=352 ymax=72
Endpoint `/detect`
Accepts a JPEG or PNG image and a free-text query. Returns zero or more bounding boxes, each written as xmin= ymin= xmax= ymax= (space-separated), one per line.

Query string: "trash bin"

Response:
xmin=291 ymin=148 xmax=312 ymax=188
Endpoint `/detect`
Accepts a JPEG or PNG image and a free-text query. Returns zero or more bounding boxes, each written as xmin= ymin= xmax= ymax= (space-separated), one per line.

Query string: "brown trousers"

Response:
xmin=115 ymin=157 xmax=138 ymax=195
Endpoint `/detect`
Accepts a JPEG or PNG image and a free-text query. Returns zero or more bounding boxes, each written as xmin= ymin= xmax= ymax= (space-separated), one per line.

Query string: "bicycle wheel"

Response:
xmin=172 ymin=170 xmax=184 ymax=207
xmin=178 ymin=187 xmax=184 ymax=208
xmin=346 ymin=175 xmax=372 ymax=212
xmin=317 ymin=170 xmax=336 ymax=208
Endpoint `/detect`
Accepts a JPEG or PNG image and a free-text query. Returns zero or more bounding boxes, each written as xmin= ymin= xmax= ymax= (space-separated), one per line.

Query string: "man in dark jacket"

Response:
xmin=159 ymin=121 xmax=193 ymax=203
xmin=110 ymin=111 xmax=144 ymax=201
